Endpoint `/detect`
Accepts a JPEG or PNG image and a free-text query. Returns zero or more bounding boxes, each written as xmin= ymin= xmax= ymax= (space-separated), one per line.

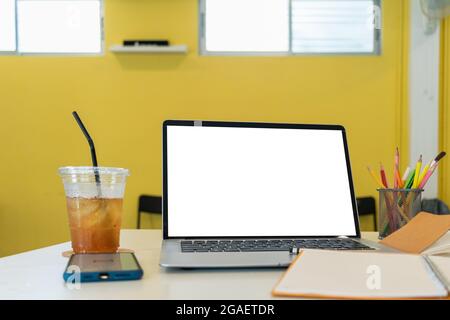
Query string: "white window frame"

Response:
xmin=199 ymin=0 xmax=382 ymax=56
xmin=0 ymin=0 xmax=104 ymax=56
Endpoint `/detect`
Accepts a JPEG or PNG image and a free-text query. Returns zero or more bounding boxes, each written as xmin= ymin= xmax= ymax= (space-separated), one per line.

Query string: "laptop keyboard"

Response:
xmin=180 ymin=239 xmax=375 ymax=253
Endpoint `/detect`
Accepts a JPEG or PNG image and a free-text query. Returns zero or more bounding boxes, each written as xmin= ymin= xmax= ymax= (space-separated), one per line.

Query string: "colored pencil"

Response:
xmin=412 ymin=155 xmax=422 ymax=189
xmin=380 ymin=164 xmax=389 ymax=188
xmin=367 ymin=166 xmax=384 ymax=188
xmin=418 ymin=165 xmax=436 ymax=189
xmin=395 ymin=168 xmax=404 ymax=188
xmin=394 ymin=147 xmax=400 ymax=188
xmin=401 ymin=167 xmax=411 ymax=183
xmin=417 ymin=161 xmax=431 ymax=187
xmin=404 ymin=170 xmax=415 ymax=189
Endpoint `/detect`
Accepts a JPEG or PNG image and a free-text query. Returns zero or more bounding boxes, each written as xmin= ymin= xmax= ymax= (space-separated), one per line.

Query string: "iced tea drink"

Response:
xmin=66 ymin=197 xmax=123 ymax=253
xmin=59 ymin=167 xmax=129 ymax=253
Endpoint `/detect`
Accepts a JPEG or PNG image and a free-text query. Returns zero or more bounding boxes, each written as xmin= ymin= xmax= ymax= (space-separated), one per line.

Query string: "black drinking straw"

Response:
xmin=72 ymin=111 xmax=101 ymax=186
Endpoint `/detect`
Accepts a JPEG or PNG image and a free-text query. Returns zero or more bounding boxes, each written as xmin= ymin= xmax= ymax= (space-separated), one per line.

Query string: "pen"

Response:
xmin=430 ymin=151 xmax=447 ymax=168
xmin=418 ymin=152 xmax=447 ymax=189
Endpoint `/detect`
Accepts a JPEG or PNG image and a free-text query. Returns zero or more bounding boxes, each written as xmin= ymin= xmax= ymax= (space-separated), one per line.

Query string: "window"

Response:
xmin=200 ymin=0 xmax=381 ymax=55
xmin=204 ymin=0 xmax=289 ymax=53
xmin=0 ymin=0 xmax=16 ymax=52
xmin=0 ymin=0 xmax=103 ymax=55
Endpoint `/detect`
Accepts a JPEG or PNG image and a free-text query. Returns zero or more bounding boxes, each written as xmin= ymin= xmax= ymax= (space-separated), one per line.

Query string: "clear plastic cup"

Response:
xmin=59 ymin=167 xmax=129 ymax=253
xmin=378 ymin=188 xmax=422 ymax=239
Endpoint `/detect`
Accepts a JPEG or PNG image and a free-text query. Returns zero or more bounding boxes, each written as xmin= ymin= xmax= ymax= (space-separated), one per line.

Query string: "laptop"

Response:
xmin=160 ymin=120 xmax=395 ymax=268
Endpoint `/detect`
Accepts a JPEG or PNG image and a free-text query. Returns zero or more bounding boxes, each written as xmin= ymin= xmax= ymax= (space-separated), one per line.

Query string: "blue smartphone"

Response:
xmin=63 ymin=252 xmax=143 ymax=283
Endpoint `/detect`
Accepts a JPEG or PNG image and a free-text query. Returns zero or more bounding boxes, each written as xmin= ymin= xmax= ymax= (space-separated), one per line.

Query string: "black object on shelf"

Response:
xmin=123 ymin=40 xmax=170 ymax=47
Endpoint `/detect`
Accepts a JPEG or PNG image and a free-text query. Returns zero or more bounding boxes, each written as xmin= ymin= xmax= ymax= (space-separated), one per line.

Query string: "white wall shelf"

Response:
xmin=109 ymin=44 xmax=188 ymax=54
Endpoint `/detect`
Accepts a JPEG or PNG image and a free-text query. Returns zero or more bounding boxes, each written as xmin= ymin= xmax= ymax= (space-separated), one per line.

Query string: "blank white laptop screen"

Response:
xmin=166 ymin=125 xmax=357 ymax=237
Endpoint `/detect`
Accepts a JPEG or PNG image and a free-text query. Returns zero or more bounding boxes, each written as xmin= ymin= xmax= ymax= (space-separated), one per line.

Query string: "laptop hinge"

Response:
xmin=338 ymin=235 xmax=349 ymax=239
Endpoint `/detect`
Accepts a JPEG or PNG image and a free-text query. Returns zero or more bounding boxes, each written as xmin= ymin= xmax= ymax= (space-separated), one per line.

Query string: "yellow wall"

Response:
xmin=0 ymin=0 xmax=409 ymax=257
xmin=440 ymin=18 xmax=450 ymax=203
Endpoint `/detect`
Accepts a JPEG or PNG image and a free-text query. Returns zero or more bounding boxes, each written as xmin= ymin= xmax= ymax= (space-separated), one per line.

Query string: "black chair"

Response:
xmin=356 ymin=196 xmax=377 ymax=231
xmin=137 ymin=195 xmax=162 ymax=229
xmin=421 ymin=198 xmax=450 ymax=215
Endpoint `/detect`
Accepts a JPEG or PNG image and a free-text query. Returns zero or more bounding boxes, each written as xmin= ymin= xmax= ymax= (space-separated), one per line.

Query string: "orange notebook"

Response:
xmin=380 ymin=212 xmax=450 ymax=254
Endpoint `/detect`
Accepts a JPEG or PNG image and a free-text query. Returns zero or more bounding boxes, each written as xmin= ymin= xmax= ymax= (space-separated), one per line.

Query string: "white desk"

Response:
xmin=0 ymin=231 xmax=378 ymax=300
